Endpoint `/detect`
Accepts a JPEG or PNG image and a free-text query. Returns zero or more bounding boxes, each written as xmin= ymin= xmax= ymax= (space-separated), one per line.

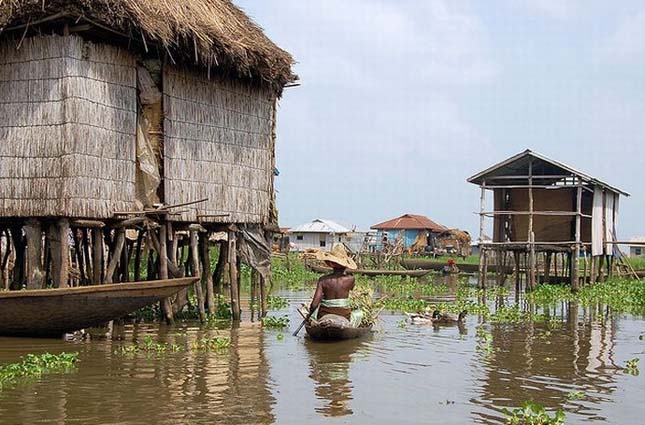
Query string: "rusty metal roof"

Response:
xmin=371 ymin=214 xmax=447 ymax=232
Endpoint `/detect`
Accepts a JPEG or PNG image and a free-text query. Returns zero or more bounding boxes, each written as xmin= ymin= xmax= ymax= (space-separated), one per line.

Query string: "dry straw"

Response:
xmin=0 ymin=35 xmax=137 ymax=218
xmin=0 ymin=0 xmax=296 ymax=93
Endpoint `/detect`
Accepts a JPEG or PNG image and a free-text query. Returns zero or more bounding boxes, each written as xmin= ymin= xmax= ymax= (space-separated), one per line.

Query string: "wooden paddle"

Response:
xmin=293 ymin=305 xmax=312 ymax=336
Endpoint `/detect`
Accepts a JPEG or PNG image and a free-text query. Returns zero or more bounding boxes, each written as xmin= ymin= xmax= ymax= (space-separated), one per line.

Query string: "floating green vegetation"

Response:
xmin=396 ymin=319 xmax=407 ymax=329
xmin=192 ymin=336 xmax=231 ymax=352
xmin=267 ymin=295 xmax=289 ymax=310
xmin=527 ymin=278 xmax=645 ymax=315
xmin=0 ymin=352 xmax=79 ymax=391
xmin=501 ymin=401 xmax=565 ymax=425
xmin=476 ymin=330 xmax=497 ymax=357
xmin=489 ymin=306 xmax=547 ymax=324
xmin=271 ymin=255 xmax=319 ymax=288
xmin=262 ymin=315 xmax=290 ymax=329
xmin=276 ymin=333 xmax=285 ymax=341
xmin=624 ymin=358 xmax=640 ymax=376
xmin=116 ymin=336 xmax=185 ymax=356
xmin=567 ymin=391 xmax=586 ymax=400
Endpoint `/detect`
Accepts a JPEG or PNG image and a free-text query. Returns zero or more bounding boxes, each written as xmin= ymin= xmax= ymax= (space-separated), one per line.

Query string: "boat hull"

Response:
xmin=305 ymin=323 xmax=372 ymax=341
xmin=0 ymin=278 xmax=197 ymax=337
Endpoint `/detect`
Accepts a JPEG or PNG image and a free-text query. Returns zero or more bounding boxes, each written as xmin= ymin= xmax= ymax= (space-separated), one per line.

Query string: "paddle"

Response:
xmin=293 ymin=305 xmax=312 ymax=336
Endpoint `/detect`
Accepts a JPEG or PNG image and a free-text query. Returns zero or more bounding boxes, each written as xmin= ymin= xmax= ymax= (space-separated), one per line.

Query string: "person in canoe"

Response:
xmin=309 ymin=245 xmax=363 ymax=327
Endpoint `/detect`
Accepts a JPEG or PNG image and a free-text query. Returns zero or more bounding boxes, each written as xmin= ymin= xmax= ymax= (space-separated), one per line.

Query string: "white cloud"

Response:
xmin=512 ymin=0 xmax=580 ymax=19
xmin=597 ymin=10 xmax=645 ymax=63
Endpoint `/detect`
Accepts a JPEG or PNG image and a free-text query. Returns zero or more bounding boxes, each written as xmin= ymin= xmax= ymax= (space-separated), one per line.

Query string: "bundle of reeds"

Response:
xmin=350 ymin=286 xmax=381 ymax=327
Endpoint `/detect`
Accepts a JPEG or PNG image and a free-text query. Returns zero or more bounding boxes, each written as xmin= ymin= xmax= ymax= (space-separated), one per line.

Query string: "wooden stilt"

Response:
xmin=190 ymin=230 xmax=206 ymax=322
xmin=24 ymin=219 xmax=44 ymax=290
xmin=199 ymin=234 xmax=216 ymax=315
xmin=228 ymin=231 xmax=241 ymax=321
xmin=213 ymin=242 xmax=227 ymax=296
xmin=104 ymin=229 xmax=125 ymax=284
xmin=48 ymin=219 xmax=70 ymax=288
xmin=544 ymin=252 xmax=552 ymax=284
xmin=10 ymin=225 xmax=26 ymax=290
xmin=478 ymin=248 xmax=486 ymax=289
xmin=71 ymin=228 xmax=86 ymax=285
xmin=259 ymin=274 xmax=267 ymax=317
xmin=159 ymin=224 xmax=174 ymax=324
xmin=133 ymin=229 xmax=145 ymax=281
xmin=250 ymin=269 xmax=258 ymax=319
xmin=513 ymin=251 xmax=521 ymax=292
xmin=91 ymin=228 xmax=103 ymax=285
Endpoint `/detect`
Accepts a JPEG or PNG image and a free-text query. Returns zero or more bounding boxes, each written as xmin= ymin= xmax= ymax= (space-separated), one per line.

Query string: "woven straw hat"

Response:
xmin=315 ymin=244 xmax=357 ymax=270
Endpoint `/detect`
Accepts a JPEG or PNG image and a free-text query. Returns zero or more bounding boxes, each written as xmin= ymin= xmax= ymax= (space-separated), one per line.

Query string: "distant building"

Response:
xmin=289 ymin=219 xmax=351 ymax=252
xmin=371 ymin=214 xmax=447 ymax=249
xmin=629 ymin=237 xmax=645 ymax=257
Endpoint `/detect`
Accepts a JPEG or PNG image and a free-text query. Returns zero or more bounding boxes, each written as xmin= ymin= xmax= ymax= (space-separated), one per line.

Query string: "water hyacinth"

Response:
xmin=0 ymin=352 xmax=79 ymax=391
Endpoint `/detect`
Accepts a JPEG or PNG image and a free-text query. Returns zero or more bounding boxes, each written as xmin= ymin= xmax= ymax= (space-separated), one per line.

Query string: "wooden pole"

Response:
xmin=572 ymin=182 xmax=582 ymax=291
xmin=228 ymin=231 xmax=241 ymax=321
xmin=479 ymin=182 xmax=486 ymax=243
xmin=478 ymin=247 xmax=486 ymax=289
xmin=159 ymin=224 xmax=174 ymax=323
xmin=104 ymin=229 xmax=125 ymax=284
xmin=49 ymin=219 xmax=70 ymax=288
xmin=527 ymin=157 xmax=536 ymax=290
xmin=213 ymin=242 xmax=227 ymax=297
xmin=544 ymin=252 xmax=552 ymax=284
xmin=133 ymin=229 xmax=145 ymax=281
xmin=513 ymin=251 xmax=521 ymax=292
xmin=259 ymin=274 xmax=267 ymax=317
xmin=250 ymin=269 xmax=258 ymax=319
xmin=199 ymin=235 xmax=216 ymax=315
xmin=91 ymin=228 xmax=103 ymax=285
xmin=190 ymin=230 xmax=206 ymax=322
xmin=9 ymin=225 xmax=26 ymax=290
xmin=24 ymin=219 xmax=44 ymax=290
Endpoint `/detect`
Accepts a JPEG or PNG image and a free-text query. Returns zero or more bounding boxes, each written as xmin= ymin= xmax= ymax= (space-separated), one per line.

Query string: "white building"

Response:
xmin=629 ymin=237 xmax=645 ymax=257
xmin=289 ymin=219 xmax=351 ymax=252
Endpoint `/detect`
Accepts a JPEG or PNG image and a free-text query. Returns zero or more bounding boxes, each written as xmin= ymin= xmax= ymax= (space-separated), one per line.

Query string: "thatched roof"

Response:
xmin=0 ymin=0 xmax=295 ymax=92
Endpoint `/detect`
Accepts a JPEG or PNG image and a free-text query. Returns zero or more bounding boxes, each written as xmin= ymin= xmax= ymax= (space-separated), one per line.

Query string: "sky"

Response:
xmin=237 ymin=0 xmax=645 ymax=239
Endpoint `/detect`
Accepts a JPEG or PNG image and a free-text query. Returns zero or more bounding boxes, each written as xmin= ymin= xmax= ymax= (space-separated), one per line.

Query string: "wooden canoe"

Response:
xmin=0 ymin=277 xmax=197 ymax=337
xmin=401 ymin=259 xmax=514 ymax=275
xmin=307 ymin=263 xmax=432 ymax=278
xmin=305 ymin=321 xmax=372 ymax=341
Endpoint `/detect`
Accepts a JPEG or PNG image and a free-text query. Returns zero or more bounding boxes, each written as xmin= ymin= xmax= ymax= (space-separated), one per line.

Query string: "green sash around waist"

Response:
xmin=320 ymin=298 xmax=350 ymax=308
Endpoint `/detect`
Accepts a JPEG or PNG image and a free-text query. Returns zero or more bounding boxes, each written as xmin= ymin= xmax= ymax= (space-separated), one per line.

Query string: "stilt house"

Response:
xmin=468 ymin=150 xmax=629 ymax=290
xmin=0 ymin=0 xmax=295 ymax=321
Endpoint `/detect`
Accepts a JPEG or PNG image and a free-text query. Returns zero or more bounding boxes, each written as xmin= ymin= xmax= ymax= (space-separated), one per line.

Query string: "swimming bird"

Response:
xmin=430 ymin=310 xmax=467 ymax=324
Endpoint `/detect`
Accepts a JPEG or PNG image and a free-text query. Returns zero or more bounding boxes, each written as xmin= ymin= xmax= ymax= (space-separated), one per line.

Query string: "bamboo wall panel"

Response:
xmin=164 ymin=67 xmax=276 ymax=223
xmin=0 ymin=36 xmax=137 ymax=218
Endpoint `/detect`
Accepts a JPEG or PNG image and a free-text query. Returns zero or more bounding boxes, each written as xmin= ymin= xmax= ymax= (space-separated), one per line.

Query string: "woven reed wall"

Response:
xmin=163 ymin=66 xmax=276 ymax=223
xmin=0 ymin=36 xmax=137 ymax=218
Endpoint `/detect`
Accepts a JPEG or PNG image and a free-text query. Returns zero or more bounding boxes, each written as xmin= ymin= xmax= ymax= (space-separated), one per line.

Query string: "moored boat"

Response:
xmin=306 ymin=262 xmax=431 ymax=278
xmin=0 ymin=277 xmax=197 ymax=337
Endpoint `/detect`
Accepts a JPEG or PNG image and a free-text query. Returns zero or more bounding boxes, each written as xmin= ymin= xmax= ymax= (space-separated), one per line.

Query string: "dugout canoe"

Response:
xmin=306 ymin=263 xmax=431 ymax=278
xmin=305 ymin=320 xmax=372 ymax=341
xmin=0 ymin=277 xmax=197 ymax=337
xmin=401 ymin=259 xmax=514 ymax=275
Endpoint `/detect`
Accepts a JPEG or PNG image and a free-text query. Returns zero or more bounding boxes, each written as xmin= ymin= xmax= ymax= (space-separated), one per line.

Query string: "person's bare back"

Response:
xmin=309 ymin=270 xmax=355 ymax=319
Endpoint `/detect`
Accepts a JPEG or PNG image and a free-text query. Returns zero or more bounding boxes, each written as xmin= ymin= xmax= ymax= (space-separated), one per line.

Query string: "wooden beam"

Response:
xmin=104 ymin=229 xmax=125 ymax=284
xmin=49 ymin=219 xmax=70 ymax=288
xmin=190 ymin=230 xmax=206 ymax=322
xmin=228 ymin=231 xmax=241 ymax=321
xmin=159 ymin=224 xmax=174 ymax=323
xmin=24 ymin=219 xmax=44 ymax=290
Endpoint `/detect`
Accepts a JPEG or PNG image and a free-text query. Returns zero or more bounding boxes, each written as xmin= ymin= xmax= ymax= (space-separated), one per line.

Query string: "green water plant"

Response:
xmin=267 ymin=295 xmax=289 ymax=310
xmin=624 ymin=358 xmax=639 ymax=376
xmin=501 ymin=401 xmax=565 ymax=425
xmin=262 ymin=315 xmax=290 ymax=329
xmin=193 ymin=336 xmax=231 ymax=351
xmin=567 ymin=391 xmax=585 ymax=400
xmin=0 ymin=352 xmax=79 ymax=391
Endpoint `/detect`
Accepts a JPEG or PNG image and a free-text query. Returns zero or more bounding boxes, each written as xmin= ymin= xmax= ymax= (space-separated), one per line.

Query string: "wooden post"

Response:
xmin=572 ymin=181 xmax=582 ymax=291
xmin=9 ymin=225 xmax=26 ymax=290
xmin=527 ymin=157 xmax=536 ymax=290
xmin=259 ymin=274 xmax=267 ymax=317
xmin=199 ymin=235 xmax=216 ymax=315
xmin=479 ymin=182 xmax=486 ymax=244
xmin=49 ymin=219 xmax=70 ymax=288
xmin=190 ymin=230 xmax=206 ymax=322
xmin=478 ymin=247 xmax=486 ymax=289
xmin=544 ymin=252 xmax=552 ymax=284
xmin=159 ymin=224 xmax=174 ymax=323
xmin=228 ymin=231 xmax=241 ymax=321
xmin=104 ymin=229 xmax=125 ymax=284
xmin=24 ymin=219 xmax=44 ymax=290
xmin=213 ymin=242 xmax=227 ymax=296
xmin=133 ymin=229 xmax=145 ymax=281
xmin=250 ymin=269 xmax=258 ymax=319
xmin=513 ymin=251 xmax=521 ymax=292
xmin=92 ymin=228 xmax=103 ymax=285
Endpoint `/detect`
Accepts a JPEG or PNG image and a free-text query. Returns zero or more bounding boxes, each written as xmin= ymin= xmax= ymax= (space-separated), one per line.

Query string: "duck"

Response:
xmin=431 ymin=309 xmax=467 ymax=324
xmin=406 ymin=309 xmax=467 ymax=325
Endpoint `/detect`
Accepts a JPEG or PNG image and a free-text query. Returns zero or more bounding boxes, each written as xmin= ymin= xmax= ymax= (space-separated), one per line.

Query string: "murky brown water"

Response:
xmin=1 ymin=280 xmax=643 ymax=424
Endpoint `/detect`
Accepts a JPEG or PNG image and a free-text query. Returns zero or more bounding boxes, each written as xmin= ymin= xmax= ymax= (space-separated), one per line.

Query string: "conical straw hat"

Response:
xmin=315 ymin=244 xmax=357 ymax=270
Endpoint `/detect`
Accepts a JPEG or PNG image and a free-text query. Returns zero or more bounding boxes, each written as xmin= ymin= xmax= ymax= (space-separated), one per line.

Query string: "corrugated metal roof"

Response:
xmin=290 ymin=219 xmax=351 ymax=234
xmin=371 ymin=214 xmax=446 ymax=232
xmin=467 ymin=149 xmax=629 ymax=196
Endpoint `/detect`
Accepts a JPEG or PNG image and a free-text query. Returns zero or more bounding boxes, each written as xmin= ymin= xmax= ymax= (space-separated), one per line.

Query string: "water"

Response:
xmin=0 ymin=280 xmax=643 ymax=424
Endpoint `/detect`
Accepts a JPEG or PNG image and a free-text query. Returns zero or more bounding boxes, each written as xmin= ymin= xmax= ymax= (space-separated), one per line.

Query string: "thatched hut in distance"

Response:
xmin=0 ymin=0 xmax=295 ymax=321
xmin=468 ymin=150 xmax=629 ymax=291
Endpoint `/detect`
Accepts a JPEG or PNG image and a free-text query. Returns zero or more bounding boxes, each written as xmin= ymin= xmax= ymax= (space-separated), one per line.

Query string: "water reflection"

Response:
xmin=472 ymin=301 xmax=620 ymax=423
xmin=304 ymin=338 xmax=368 ymax=417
